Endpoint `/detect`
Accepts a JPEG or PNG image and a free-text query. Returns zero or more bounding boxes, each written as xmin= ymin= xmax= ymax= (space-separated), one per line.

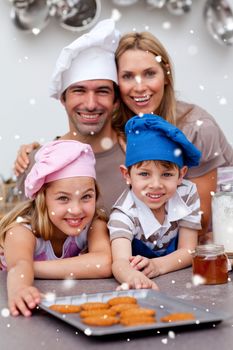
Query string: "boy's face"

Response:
xmin=121 ymin=161 xmax=187 ymax=215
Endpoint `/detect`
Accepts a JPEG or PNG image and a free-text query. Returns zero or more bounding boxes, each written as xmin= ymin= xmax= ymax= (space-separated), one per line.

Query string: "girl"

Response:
xmin=0 ymin=140 xmax=111 ymax=317
xmin=115 ymin=31 xmax=233 ymax=242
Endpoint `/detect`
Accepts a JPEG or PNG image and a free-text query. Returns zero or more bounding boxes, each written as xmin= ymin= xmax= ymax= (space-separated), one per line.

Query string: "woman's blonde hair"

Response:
xmin=0 ymin=181 xmax=106 ymax=248
xmin=114 ymin=31 xmax=177 ymax=136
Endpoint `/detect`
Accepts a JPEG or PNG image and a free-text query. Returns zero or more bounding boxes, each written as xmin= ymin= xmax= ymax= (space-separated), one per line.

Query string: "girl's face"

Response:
xmin=117 ymin=49 xmax=167 ymax=115
xmin=45 ymin=177 xmax=96 ymax=239
xmin=121 ymin=161 xmax=186 ymax=219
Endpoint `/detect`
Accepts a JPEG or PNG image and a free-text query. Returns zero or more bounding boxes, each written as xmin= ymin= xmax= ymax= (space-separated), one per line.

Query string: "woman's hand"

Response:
xmin=8 ymin=285 xmax=41 ymax=317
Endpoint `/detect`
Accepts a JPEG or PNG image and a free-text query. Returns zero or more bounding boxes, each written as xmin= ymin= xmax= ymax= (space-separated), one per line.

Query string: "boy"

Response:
xmin=108 ymin=114 xmax=202 ymax=290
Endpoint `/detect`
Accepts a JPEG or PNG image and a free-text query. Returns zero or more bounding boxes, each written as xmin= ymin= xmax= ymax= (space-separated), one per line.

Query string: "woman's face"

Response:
xmin=117 ymin=49 xmax=167 ymax=115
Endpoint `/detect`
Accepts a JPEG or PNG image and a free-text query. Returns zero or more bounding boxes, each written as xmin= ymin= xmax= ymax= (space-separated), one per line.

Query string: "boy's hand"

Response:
xmin=116 ymin=269 xmax=159 ymax=291
xmin=129 ymin=255 xmax=160 ymax=278
xmin=8 ymin=285 xmax=41 ymax=317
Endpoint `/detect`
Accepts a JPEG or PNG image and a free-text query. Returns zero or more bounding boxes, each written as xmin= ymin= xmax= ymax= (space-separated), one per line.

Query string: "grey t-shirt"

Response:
xmin=176 ymin=100 xmax=233 ymax=178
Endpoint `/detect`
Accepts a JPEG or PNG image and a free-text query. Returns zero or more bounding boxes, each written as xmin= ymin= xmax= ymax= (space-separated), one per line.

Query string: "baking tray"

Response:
xmin=39 ymin=289 xmax=226 ymax=337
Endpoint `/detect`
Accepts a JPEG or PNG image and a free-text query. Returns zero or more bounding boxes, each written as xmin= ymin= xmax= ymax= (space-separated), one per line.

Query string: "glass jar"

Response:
xmin=212 ymin=183 xmax=233 ymax=255
xmin=192 ymin=244 xmax=228 ymax=284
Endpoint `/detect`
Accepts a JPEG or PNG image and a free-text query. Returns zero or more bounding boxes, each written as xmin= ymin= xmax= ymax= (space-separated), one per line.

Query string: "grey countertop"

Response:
xmin=1 ymin=268 xmax=233 ymax=350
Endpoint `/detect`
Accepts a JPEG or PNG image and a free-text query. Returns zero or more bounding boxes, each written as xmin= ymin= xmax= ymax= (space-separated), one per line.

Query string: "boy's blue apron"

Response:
xmin=132 ymin=235 xmax=178 ymax=258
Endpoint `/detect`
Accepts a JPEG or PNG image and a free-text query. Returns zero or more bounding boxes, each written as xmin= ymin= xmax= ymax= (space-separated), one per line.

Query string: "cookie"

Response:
xmin=82 ymin=315 xmax=119 ymax=326
xmin=80 ymin=309 xmax=116 ymax=318
xmin=80 ymin=302 xmax=109 ymax=311
xmin=120 ymin=316 xmax=156 ymax=326
xmin=110 ymin=303 xmax=139 ymax=313
xmin=107 ymin=296 xmax=137 ymax=306
xmin=49 ymin=304 xmax=81 ymax=314
xmin=160 ymin=312 xmax=195 ymax=323
xmin=120 ymin=307 xmax=156 ymax=318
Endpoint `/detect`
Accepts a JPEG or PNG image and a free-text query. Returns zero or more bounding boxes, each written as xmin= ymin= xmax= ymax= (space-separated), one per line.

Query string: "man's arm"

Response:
xmin=14 ymin=142 xmax=40 ymax=176
xmin=15 ymin=147 xmax=40 ymax=199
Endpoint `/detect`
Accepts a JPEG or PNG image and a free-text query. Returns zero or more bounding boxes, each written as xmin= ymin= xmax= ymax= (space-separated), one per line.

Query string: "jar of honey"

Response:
xmin=192 ymin=244 xmax=228 ymax=285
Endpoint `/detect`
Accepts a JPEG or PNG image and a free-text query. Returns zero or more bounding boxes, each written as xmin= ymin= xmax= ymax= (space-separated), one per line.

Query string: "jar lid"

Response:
xmin=195 ymin=244 xmax=225 ymax=256
xmin=219 ymin=183 xmax=233 ymax=192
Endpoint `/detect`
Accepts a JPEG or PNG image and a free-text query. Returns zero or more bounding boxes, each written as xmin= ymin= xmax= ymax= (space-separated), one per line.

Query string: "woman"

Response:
xmin=114 ymin=31 xmax=233 ymax=241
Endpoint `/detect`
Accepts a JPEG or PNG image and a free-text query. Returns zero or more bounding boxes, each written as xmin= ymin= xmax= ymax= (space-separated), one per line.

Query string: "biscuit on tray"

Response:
xmin=82 ymin=315 xmax=119 ymax=326
xmin=80 ymin=302 xmax=109 ymax=311
xmin=120 ymin=307 xmax=156 ymax=318
xmin=160 ymin=312 xmax=195 ymax=322
xmin=49 ymin=304 xmax=81 ymax=314
xmin=110 ymin=303 xmax=139 ymax=313
xmin=120 ymin=316 xmax=156 ymax=326
xmin=107 ymin=296 xmax=137 ymax=306
xmin=80 ymin=309 xmax=117 ymax=318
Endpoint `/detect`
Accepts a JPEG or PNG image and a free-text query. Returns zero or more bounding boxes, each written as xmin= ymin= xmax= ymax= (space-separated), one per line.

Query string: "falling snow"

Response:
xmin=1 ymin=308 xmax=10 ymax=317
xmin=63 ymin=278 xmax=76 ymax=289
xmin=16 ymin=216 xmax=24 ymax=223
xmin=84 ymin=328 xmax=92 ymax=336
xmin=155 ymin=55 xmax=162 ymax=63
xmin=162 ymin=21 xmax=171 ymax=30
xmin=44 ymin=292 xmax=56 ymax=302
xmin=135 ymin=75 xmax=142 ymax=84
xmin=101 ymin=137 xmax=114 ymax=150
xmin=111 ymin=8 xmax=122 ymax=21
xmin=192 ymin=274 xmax=206 ymax=286
xmin=196 ymin=120 xmax=203 ymax=127
xmin=168 ymin=330 xmax=175 ymax=339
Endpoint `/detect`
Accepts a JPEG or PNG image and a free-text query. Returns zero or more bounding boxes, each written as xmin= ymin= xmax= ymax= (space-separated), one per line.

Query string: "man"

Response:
xmin=15 ymin=19 xmax=126 ymax=215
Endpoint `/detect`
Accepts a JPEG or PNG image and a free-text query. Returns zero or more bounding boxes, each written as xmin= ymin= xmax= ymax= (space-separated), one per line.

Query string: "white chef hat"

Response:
xmin=49 ymin=19 xmax=120 ymax=99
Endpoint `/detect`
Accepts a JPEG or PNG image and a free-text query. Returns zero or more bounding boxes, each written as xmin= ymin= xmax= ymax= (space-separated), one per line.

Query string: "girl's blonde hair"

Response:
xmin=114 ymin=31 xmax=177 ymax=137
xmin=0 ymin=181 xmax=106 ymax=248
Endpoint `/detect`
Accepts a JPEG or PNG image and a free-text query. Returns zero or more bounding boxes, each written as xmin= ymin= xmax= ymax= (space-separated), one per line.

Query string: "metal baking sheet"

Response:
xmin=39 ymin=289 xmax=226 ymax=336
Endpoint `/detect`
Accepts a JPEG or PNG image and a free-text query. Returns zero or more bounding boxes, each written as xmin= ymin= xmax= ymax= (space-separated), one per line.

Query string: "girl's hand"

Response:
xmin=129 ymin=255 xmax=160 ymax=278
xmin=8 ymin=285 xmax=41 ymax=317
xmin=116 ymin=269 xmax=158 ymax=291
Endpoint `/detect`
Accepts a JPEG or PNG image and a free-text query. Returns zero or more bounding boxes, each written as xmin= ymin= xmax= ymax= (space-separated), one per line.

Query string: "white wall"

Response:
xmin=1 ymin=0 xmax=233 ymax=180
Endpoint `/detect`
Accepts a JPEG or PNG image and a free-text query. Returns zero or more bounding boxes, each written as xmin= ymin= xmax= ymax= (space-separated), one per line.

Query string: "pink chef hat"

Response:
xmin=25 ymin=140 xmax=96 ymax=199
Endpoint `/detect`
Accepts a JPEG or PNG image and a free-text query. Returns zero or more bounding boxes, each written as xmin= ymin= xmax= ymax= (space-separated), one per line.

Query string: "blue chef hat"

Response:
xmin=125 ymin=114 xmax=201 ymax=168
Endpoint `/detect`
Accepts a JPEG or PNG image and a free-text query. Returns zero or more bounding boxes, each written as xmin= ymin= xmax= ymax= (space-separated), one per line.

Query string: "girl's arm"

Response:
xmin=131 ymin=227 xmax=197 ymax=278
xmin=34 ymin=219 xmax=112 ymax=279
xmin=4 ymin=224 xmax=40 ymax=317
xmin=111 ymin=237 xmax=158 ymax=290
xmin=190 ymin=168 xmax=217 ymax=242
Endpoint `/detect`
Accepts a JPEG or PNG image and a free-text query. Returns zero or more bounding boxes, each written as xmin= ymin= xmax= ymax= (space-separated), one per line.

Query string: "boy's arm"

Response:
xmin=4 ymin=225 xmax=40 ymax=316
xmin=34 ymin=219 xmax=112 ymax=279
xmin=137 ymin=227 xmax=198 ymax=278
xmin=111 ymin=237 xmax=158 ymax=290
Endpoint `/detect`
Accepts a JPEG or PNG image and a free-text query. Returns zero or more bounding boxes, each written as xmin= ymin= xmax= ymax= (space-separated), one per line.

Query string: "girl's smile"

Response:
xmin=45 ymin=176 xmax=96 ymax=241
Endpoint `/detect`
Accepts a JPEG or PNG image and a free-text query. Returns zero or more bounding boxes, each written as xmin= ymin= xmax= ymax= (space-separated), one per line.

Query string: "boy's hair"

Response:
xmin=128 ymin=160 xmax=179 ymax=173
xmin=0 ymin=181 xmax=107 ymax=249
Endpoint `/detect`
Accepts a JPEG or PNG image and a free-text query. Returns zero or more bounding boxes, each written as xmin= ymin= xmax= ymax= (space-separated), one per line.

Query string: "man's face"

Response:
xmin=61 ymin=80 xmax=118 ymax=138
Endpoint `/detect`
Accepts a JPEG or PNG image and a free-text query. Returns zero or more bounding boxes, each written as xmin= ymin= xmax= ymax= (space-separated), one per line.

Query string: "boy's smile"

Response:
xmin=122 ymin=160 xmax=187 ymax=221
